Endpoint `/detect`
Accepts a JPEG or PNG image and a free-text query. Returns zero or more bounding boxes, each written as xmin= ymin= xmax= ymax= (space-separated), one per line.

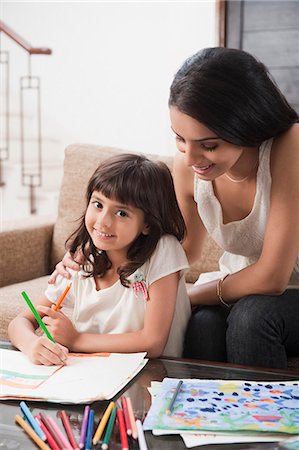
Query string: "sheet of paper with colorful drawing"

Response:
xmin=0 ymin=349 xmax=147 ymax=403
xmin=143 ymin=378 xmax=299 ymax=434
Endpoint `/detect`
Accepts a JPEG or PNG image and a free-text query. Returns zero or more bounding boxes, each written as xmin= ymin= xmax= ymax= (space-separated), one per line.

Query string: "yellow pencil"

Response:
xmin=54 ymin=283 xmax=72 ymax=311
xmin=92 ymin=401 xmax=115 ymax=445
xmin=15 ymin=414 xmax=51 ymax=450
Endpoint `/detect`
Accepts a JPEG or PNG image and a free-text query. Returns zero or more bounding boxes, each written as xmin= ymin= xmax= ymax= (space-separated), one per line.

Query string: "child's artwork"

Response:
xmin=0 ymin=349 xmax=147 ymax=403
xmin=143 ymin=378 xmax=299 ymax=434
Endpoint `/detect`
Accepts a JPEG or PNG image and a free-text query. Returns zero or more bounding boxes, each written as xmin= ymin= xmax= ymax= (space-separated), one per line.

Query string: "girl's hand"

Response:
xmin=48 ymin=251 xmax=82 ymax=284
xmin=27 ymin=335 xmax=68 ymax=366
xmin=38 ymin=305 xmax=79 ymax=348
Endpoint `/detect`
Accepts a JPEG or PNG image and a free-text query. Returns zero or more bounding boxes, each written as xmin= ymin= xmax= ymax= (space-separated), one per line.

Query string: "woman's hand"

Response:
xmin=27 ymin=335 xmax=69 ymax=366
xmin=38 ymin=305 xmax=79 ymax=349
xmin=48 ymin=251 xmax=83 ymax=284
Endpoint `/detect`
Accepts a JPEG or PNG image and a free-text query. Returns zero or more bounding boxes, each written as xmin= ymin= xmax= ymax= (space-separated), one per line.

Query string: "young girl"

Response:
xmin=8 ymin=153 xmax=191 ymax=365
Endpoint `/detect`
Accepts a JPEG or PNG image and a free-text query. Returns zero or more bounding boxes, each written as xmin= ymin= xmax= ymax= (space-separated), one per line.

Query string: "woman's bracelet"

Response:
xmin=216 ymin=274 xmax=231 ymax=308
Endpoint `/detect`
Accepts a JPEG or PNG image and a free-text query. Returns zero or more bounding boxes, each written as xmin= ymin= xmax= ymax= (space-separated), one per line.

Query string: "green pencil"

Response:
xmin=21 ymin=291 xmax=55 ymax=343
xmin=101 ymin=405 xmax=117 ymax=450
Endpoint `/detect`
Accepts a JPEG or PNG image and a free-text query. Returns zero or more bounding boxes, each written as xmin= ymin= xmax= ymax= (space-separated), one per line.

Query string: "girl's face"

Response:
xmin=170 ymin=106 xmax=244 ymax=180
xmin=85 ymin=191 xmax=149 ymax=258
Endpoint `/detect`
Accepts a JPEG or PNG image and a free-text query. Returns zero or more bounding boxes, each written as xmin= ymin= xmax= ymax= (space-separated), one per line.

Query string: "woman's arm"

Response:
xmin=39 ymin=272 xmax=180 ymax=358
xmin=173 ymin=151 xmax=207 ymax=264
xmin=8 ymin=296 xmax=69 ymax=365
xmin=189 ymin=124 xmax=299 ymax=305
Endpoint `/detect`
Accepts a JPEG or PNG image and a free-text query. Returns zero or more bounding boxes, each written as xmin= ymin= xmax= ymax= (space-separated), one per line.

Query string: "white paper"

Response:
xmin=0 ymin=349 xmax=147 ymax=403
xmin=181 ymin=432 xmax=282 ymax=448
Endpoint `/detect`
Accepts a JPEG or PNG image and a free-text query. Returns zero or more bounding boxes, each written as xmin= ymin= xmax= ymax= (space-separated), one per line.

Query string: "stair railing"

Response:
xmin=0 ymin=20 xmax=52 ymax=214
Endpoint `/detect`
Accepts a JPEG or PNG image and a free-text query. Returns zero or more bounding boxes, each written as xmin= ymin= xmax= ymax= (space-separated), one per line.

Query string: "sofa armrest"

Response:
xmin=0 ymin=222 xmax=55 ymax=288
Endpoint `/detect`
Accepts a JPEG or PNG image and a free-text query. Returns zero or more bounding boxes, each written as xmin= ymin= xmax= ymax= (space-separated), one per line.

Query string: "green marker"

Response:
xmin=102 ymin=405 xmax=117 ymax=450
xmin=21 ymin=291 xmax=55 ymax=343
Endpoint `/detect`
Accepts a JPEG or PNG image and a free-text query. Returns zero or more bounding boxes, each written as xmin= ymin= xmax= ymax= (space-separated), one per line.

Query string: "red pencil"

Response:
xmin=117 ymin=409 xmax=129 ymax=450
xmin=60 ymin=410 xmax=80 ymax=450
xmin=121 ymin=396 xmax=132 ymax=436
xmin=39 ymin=412 xmax=66 ymax=450
xmin=35 ymin=415 xmax=60 ymax=450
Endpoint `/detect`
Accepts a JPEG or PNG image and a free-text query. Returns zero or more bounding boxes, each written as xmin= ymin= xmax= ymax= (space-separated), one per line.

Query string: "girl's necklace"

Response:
xmin=225 ymin=159 xmax=259 ymax=183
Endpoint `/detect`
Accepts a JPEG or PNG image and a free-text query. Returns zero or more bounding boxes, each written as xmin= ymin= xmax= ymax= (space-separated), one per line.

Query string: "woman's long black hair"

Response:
xmin=169 ymin=47 xmax=298 ymax=147
xmin=66 ymin=153 xmax=186 ymax=287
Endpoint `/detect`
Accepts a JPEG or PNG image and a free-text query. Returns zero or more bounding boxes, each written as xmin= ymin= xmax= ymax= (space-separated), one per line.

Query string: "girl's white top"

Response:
xmin=194 ymin=138 xmax=299 ymax=288
xmin=45 ymin=234 xmax=191 ymax=357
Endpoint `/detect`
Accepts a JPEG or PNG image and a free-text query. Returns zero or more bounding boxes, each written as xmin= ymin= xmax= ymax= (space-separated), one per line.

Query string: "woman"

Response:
xmin=170 ymin=47 xmax=299 ymax=368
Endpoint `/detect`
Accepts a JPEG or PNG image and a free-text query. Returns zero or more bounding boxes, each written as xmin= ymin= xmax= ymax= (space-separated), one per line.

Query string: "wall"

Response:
xmin=1 ymin=1 xmax=217 ymax=156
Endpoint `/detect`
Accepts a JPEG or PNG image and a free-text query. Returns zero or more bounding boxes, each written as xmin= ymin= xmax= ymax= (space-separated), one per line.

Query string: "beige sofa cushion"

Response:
xmin=51 ymin=144 xmax=222 ymax=282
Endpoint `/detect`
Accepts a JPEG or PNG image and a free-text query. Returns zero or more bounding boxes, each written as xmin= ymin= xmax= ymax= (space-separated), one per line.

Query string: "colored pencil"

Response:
xmin=92 ymin=401 xmax=115 ymax=445
xmin=35 ymin=415 xmax=60 ymax=450
xmin=15 ymin=414 xmax=51 ymax=450
xmin=21 ymin=291 xmax=55 ymax=343
xmin=79 ymin=405 xmax=90 ymax=449
xmin=39 ymin=412 xmax=66 ymax=450
xmin=121 ymin=396 xmax=132 ymax=436
xmin=54 ymin=283 xmax=72 ymax=311
xmin=136 ymin=419 xmax=148 ymax=450
xmin=101 ymin=405 xmax=117 ymax=450
xmin=117 ymin=408 xmax=129 ymax=450
xmin=19 ymin=401 xmax=46 ymax=441
xmin=166 ymin=379 xmax=183 ymax=415
xmin=84 ymin=408 xmax=94 ymax=450
xmin=47 ymin=416 xmax=73 ymax=450
xmin=125 ymin=396 xmax=138 ymax=439
xmin=60 ymin=410 xmax=79 ymax=450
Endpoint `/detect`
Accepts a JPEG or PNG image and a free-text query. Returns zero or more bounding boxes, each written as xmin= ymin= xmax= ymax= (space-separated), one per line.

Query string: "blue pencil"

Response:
xmin=79 ymin=405 xmax=90 ymax=449
xmin=84 ymin=409 xmax=94 ymax=450
xmin=20 ymin=401 xmax=46 ymax=441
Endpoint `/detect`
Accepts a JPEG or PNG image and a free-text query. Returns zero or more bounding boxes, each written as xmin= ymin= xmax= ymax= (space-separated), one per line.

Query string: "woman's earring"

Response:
xmin=96 ymin=249 xmax=103 ymax=255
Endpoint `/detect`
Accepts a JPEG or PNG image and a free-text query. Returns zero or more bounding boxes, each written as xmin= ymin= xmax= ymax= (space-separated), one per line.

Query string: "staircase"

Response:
xmin=0 ymin=20 xmax=63 ymax=223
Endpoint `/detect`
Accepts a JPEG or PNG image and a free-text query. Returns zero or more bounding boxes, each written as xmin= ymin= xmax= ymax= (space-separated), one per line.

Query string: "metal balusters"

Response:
xmin=20 ymin=55 xmax=42 ymax=214
xmin=0 ymin=50 xmax=9 ymax=187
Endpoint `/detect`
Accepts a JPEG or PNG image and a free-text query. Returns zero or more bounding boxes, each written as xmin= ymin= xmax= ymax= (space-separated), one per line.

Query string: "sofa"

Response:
xmin=1 ymin=143 xmax=298 ymax=370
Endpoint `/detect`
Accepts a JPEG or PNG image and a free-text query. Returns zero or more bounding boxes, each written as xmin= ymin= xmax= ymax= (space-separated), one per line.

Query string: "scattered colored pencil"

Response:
xmin=79 ymin=405 xmax=90 ymax=449
xmin=47 ymin=416 xmax=73 ymax=450
xmin=166 ymin=379 xmax=183 ymax=415
xmin=136 ymin=419 xmax=148 ymax=450
xmin=84 ymin=408 xmax=94 ymax=450
xmin=121 ymin=396 xmax=132 ymax=436
xmin=60 ymin=410 xmax=79 ymax=450
xmin=21 ymin=291 xmax=55 ymax=343
xmin=117 ymin=408 xmax=129 ymax=450
xmin=125 ymin=396 xmax=138 ymax=439
xmin=101 ymin=405 xmax=117 ymax=450
xmin=39 ymin=412 xmax=66 ymax=450
xmin=92 ymin=401 xmax=115 ymax=445
xmin=19 ymin=401 xmax=46 ymax=441
xmin=15 ymin=414 xmax=51 ymax=450
xmin=35 ymin=415 xmax=61 ymax=450
xmin=54 ymin=283 xmax=72 ymax=311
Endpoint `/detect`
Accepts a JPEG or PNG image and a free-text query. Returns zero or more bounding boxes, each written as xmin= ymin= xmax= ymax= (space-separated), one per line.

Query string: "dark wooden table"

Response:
xmin=1 ymin=340 xmax=299 ymax=449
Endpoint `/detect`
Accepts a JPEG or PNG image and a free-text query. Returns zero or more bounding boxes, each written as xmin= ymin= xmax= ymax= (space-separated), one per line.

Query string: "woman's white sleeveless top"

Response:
xmin=194 ymin=139 xmax=299 ymax=287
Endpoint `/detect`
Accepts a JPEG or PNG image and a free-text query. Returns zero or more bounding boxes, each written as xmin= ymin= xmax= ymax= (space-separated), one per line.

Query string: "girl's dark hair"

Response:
xmin=66 ymin=153 xmax=186 ymax=287
xmin=169 ymin=47 xmax=298 ymax=147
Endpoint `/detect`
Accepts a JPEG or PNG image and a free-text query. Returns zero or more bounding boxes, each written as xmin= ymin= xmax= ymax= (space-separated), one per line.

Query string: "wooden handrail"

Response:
xmin=0 ymin=20 xmax=52 ymax=55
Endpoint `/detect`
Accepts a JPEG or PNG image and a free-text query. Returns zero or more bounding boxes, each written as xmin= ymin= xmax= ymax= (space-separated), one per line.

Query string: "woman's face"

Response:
xmin=170 ymin=106 xmax=245 ymax=180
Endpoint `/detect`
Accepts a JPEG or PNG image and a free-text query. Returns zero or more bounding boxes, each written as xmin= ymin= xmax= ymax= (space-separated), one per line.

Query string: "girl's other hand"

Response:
xmin=48 ymin=251 xmax=82 ymax=284
xmin=28 ymin=335 xmax=68 ymax=366
xmin=38 ymin=305 xmax=79 ymax=348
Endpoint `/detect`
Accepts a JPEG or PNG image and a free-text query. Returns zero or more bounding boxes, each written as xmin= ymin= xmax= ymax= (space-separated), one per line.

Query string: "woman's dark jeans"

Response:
xmin=183 ymin=289 xmax=299 ymax=369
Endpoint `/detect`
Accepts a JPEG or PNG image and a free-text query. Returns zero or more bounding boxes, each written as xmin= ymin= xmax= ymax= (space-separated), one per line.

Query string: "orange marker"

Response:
xmin=54 ymin=283 xmax=72 ymax=311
